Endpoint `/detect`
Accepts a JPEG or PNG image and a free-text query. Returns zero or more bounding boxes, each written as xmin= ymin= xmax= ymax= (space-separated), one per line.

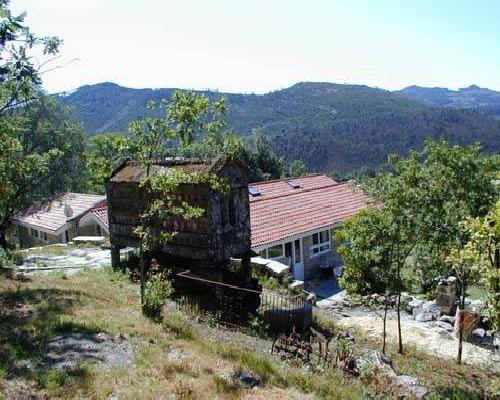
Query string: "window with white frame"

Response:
xmin=259 ymin=244 xmax=284 ymax=260
xmin=309 ymin=230 xmax=331 ymax=257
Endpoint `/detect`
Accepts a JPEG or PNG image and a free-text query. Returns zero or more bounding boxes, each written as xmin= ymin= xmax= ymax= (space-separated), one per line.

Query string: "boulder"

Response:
xmin=392 ymin=375 xmax=428 ymax=399
xmin=438 ymin=315 xmax=455 ymax=325
xmin=370 ymin=351 xmax=396 ymax=379
xmin=233 ymin=371 xmax=262 ymax=388
xmin=467 ymin=300 xmax=484 ymax=314
xmin=473 ymin=328 xmax=486 ymax=339
xmin=406 ymin=298 xmax=424 ymax=313
xmin=422 ymin=300 xmax=441 ymax=318
xmin=415 ymin=313 xmax=434 ymax=322
xmin=435 ymin=321 xmax=454 ymax=332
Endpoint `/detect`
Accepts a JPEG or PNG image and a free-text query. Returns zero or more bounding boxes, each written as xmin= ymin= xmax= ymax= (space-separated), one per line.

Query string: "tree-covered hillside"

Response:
xmin=396 ymin=84 xmax=500 ymax=116
xmin=60 ymin=82 xmax=500 ymax=173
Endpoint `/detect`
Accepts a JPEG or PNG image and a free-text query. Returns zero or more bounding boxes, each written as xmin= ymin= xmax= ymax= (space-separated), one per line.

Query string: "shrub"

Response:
xmin=142 ymin=260 xmax=173 ymax=320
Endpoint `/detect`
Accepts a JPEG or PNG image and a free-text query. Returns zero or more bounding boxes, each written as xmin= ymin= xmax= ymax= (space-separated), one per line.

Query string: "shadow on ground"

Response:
xmin=0 ymin=284 xmax=101 ymax=381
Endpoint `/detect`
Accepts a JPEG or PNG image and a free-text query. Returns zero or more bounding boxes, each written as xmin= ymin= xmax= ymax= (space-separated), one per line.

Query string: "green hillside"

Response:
xmin=60 ymin=82 xmax=500 ymax=173
xmin=397 ymin=84 xmax=500 ymax=116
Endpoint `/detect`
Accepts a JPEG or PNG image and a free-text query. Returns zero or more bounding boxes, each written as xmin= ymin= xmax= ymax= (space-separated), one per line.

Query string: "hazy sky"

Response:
xmin=10 ymin=0 xmax=500 ymax=94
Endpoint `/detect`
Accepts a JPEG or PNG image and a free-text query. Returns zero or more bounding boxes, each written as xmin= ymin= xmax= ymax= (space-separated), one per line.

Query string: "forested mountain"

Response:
xmin=59 ymin=82 xmax=500 ymax=173
xmin=396 ymin=85 xmax=500 ymax=117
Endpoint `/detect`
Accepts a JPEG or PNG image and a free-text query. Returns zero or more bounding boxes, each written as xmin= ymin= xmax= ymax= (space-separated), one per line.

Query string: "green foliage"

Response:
xmin=247 ymin=314 xmax=268 ymax=338
xmin=448 ymin=201 xmax=500 ymax=333
xmin=84 ymin=132 xmax=138 ymax=193
xmin=61 ymin=82 xmax=500 ymax=174
xmin=0 ymin=1 xmax=61 ymax=113
xmin=142 ymin=261 xmax=173 ymax=320
xmin=365 ymin=139 xmax=498 ymax=293
xmin=0 ymin=95 xmax=85 ymax=246
xmin=130 ymin=91 xmax=231 ymax=314
xmin=287 ymin=159 xmax=309 ymax=178
xmin=336 ymin=209 xmax=397 ymax=296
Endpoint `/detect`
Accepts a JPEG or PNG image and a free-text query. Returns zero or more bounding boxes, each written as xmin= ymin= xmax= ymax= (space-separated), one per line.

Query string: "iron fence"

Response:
xmin=174 ymin=270 xmax=312 ymax=333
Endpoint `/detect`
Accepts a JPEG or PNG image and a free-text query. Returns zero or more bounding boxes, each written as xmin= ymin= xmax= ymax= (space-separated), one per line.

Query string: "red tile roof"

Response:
xmin=249 ymin=174 xmax=370 ymax=248
xmin=87 ymin=173 xmax=370 ymax=249
xmin=91 ymin=205 xmax=109 ymax=231
xmin=12 ymin=193 xmax=106 ymax=233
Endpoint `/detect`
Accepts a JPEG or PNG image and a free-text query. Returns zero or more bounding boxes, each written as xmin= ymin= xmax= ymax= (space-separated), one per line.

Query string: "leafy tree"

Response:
xmin=287 ymin=159 xmax=308 ymax=178
xmin=129 ymin=91 xmax=229 ymax=314
xmin=448 ymin=200 xmax=500 ymax=363
xmin=336 ymin=208 xmax=397 ymax=354
xmin=0 ymin=0 xmax=61 ymax=113
xmin=84 ymin=132 xmax=138 ymax=194
xmin=0 ymin=1 xmax=71 ymax=248
xmin=0 ymin=94 xmax=85 ymax=246
xmin=341 ymin=140 xmax=497 ymax=354
xmin=367 ymin=140 xmax=498 ymax=294
xmin=249 ymin=132 xmax=285 ymax=180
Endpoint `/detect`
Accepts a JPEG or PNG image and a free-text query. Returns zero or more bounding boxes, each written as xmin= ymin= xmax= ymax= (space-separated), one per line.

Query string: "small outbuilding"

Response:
xmin=106 ymin=155 xmax=251 ymax=268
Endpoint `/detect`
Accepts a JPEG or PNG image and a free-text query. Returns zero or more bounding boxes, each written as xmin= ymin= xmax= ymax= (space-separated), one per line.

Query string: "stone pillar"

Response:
xmin=111 ymin=245 xmax=121 ymax=271
xmin=436 ymin=276 xmax=457 ymax=315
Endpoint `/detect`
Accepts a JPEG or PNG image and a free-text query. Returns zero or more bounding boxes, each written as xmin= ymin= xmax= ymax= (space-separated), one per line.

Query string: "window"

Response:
xmin=41 ymin=231 xmax=48 ymax=241
xmin=249 ymin=186 xmax=261 ymax=197
xmin=310 ymin=230 xmax=331 ymax=257
xmin=267 ymin=244 xmax=284 ymax=259
xmin=30 ymin=228 xmax=39 ymax=238
xmin=286 ymin=180 xmax=301 ymax=189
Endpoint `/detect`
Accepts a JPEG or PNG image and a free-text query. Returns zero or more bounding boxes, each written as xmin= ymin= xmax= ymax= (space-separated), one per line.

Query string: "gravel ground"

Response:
xmin=316 ymin=306 xmax=500 ymax=369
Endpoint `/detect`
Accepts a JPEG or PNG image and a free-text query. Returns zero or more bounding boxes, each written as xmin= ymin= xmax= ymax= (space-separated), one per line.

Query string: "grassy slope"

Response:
xmin=0 ymin=268 xmax=497 ymax=399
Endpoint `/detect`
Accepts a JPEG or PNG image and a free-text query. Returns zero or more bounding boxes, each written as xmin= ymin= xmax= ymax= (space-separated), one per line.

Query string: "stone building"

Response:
xmin=106 ymin=155 xmax=251 ymax=269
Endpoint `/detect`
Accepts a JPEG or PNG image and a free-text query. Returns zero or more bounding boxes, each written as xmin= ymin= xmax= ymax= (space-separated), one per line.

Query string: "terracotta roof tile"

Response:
xmin=91 ymin=205 xmax=109 ymax=229
xmin=12 ymin=193 xmax=106 ymax=233
xmin=249 ymin=174 xmax=370 ymax=248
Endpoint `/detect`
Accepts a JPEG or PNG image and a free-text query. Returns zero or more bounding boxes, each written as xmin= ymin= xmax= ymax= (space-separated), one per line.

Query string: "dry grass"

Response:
xmin=0 ymin=267 xmax=497 ymax=399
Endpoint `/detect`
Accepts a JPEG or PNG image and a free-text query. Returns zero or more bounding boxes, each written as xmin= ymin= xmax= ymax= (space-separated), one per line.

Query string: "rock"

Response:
xmin=467 ymin=300 xmax=484 ymax=314
xmin=473 ymin=328 xmax=485 ymax=338
xmin=233 ymin=371 xmax=261 ymax=388
xmin=406 ymin=298 xmax=424 ymax=312
xmin=438 ymin=315 xmax=455 ymax=325
xmin=400 ymin=293 xmax=412 ymax=308
xmin=446 ymin=276 xmax=457 ymax=284
xmin=415 ymin=313 xmax=434 ymax=322
xmin=422 ymin=300 xmax=441 ymax=318
xmin=392 ymin=375 xmax=428 ymax=399
xmin=435 ymin=321 xmax=454 ymax=331
xmin=370 ymin=351 xmax=396 ymax=379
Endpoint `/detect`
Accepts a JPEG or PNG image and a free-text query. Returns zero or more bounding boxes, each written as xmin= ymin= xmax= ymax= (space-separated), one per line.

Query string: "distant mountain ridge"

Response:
xmin=59 ymin=82 xmax=500 ymax=173
xmin=396 ymin=84 xmax=500 ymax=116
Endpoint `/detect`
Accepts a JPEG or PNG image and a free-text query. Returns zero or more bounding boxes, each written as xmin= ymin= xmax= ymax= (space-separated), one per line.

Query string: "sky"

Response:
xmin=10 ymin=0 xmax=500 ymax=94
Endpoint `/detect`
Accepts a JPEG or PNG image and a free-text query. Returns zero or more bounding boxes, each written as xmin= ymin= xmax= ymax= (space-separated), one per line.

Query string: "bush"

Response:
xmin=142 ymin=260 xmax=173 ymax=320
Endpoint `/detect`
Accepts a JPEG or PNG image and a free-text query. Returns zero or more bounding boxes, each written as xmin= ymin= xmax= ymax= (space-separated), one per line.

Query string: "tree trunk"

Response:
xmin=397 ymin=291 xmax=403 ymax=354
xmin=140 ymin=249 xmax=146 ymax=308
xmin=382 ymin=297 xmax=388 ymax=355
xmin=457 ymin=281 xmax=466 ymax=364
